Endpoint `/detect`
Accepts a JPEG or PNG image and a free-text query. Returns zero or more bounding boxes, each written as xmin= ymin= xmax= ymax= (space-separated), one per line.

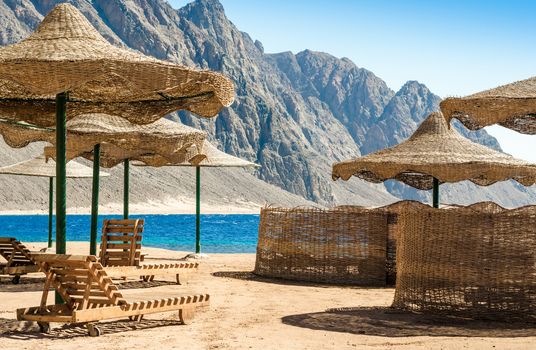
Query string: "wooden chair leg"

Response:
xmin=178 ymin=307 xmax=195 ymax=325
xmin=11 ymin=275 xmax=20 ymax=284
xmin=128 ymin=315 xmax=144 ymax=322
xmin=38 ymin=322 xmax=51 ymax=334
xmin=87 ymin=323 xmax=102 ymax=337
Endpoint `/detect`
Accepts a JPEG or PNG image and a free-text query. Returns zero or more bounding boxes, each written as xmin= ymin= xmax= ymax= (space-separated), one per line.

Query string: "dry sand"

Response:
xmin=0 ymin=242 xmax=535 ymax=350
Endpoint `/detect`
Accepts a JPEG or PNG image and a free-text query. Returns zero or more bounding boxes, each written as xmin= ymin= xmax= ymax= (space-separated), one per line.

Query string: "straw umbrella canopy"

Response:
xmin=0 ymin=155 xmax=109 ymax=248
xmin=0 ymin=3 xmax=234 ymax=257
xmin=135 ymin=140 xmax=260 ymax=254
xmin=41 ymin=115 xmax=207 ymax=167
xmin=440 ymin=77 xmax=536 ymax=134
xmin=0 ymin=4 xmax=234 ymax=126
xmin=332 ymin=112 xmax=536 ymax=207
xmin=0 ymin=115 xmax=207 ymax=254
xmin=0 ymin=116 xmax=206 ymax=167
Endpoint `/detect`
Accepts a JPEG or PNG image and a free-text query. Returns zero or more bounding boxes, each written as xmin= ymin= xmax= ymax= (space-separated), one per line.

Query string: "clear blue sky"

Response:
xmin=169 ymin=0 xmax=536 ymax=162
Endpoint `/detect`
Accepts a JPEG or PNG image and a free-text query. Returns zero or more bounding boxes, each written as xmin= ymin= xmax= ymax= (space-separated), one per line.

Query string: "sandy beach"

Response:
xmin=0 ymin=242 xmax=534 ymax=350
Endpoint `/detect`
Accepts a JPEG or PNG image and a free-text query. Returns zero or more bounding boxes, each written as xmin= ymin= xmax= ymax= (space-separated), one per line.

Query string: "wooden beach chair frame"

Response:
xmin=17 ymin=254 xmax=209 ymax=336
xmin=100 ymin=219 xmax=146 ymax=267
xmin=0 ymin=237 xmax=39 ymax=284
xmin=99 ymin=219 xmax=199 ymax=284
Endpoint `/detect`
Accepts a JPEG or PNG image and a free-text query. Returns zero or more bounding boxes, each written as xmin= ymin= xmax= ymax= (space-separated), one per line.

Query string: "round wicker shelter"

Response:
xmin=0 ymin=3 xmax=234 ymax=256
xmin=392 ymin=201 xmax=536 ymax=321
xmin=135 ymin=140 xmax=259 ymax=254
xmin=0 ymin=155 xmax=109 ymax=248
xmin=441 ymin=76 xmax=536 ymax=134
xmin=332 ymin=112 xmax=536 ymax=207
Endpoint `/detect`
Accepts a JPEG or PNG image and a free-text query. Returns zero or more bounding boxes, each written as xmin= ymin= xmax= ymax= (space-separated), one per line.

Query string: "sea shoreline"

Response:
xmin=0 ymin=202 xmax=263 ymax=215
xmin=25 ymin=241 xmax=257 ymax=254
xmin=0 ymin=214 xmax=261 ymax=254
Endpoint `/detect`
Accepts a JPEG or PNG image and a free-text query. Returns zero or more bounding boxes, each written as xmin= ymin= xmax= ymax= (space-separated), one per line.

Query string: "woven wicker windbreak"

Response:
xmin=332 ymin=112 xmax=536 ymax=189
xmin=0 ymin=3 xmax=235 ymax=125
xmin=0 ymin=154 xmax=109 ymax=178
xmin=392 ymin=201 xmax=536 ymax=321
xmin=0 ymin=115 xmax=207 ymax=168
xmin=254 ymin=206 xmax=390 ymax=286
xmin=441 ymin=76 xmax=536 ymax=134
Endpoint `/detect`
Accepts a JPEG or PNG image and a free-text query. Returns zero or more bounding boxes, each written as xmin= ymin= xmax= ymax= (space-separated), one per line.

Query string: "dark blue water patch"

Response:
xmin=0 ymin=214 xmax=260 ymax=253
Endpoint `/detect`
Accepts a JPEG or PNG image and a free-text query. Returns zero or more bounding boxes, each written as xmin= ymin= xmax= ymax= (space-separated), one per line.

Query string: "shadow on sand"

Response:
xmin=0 ymin=276 xmax=46 ymax=292
xmin=282 ymin=307 xmax=536 ymax=337
xmin=212 ymin=271 xmax=390 ymax=289
xmin=0 ymin=276 xmax=177 ymax=292
xmin=114 ymin=279 xmax=179 ymax=289
xmin=0 ymin=317 xmax=183 ymax=339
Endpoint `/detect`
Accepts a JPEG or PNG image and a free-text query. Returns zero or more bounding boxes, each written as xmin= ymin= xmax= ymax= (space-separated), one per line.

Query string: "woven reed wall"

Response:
xmin=254 ymin=206 xmax=389 ymax=286
xmin=393 ymin=204 xmax=536 ymax=321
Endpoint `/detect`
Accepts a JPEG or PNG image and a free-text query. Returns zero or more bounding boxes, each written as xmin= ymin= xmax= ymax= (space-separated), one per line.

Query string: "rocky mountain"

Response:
xmin=0 ymin=0 xmax=534 ymax=210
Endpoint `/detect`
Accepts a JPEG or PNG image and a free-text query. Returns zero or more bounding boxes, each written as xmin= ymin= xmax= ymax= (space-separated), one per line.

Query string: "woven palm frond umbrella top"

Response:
xmin=441 ymin=76 xmax=536 ymax=134
xmin=46 ymin=115 xmax=208 ymax=167
xmin=0 ymin=3 xmax=235 ymax=125
xmin=332 ymin=112 xmax=536 ymax=189
xmin=0 ymin=115 xmax=207 ymax=168
xmin=165 ymin=140 xmax=260 ymax=168
xmin=0 ymin=155 xmax=109 ymax=178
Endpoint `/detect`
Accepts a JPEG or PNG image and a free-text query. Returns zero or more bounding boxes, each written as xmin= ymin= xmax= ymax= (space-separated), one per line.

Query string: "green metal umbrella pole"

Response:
xmin=90 ymin=144 xmax=100 ymax=255
xmin=123 ymin=159 xmax=129 ymax=219
xmin=55 ymin=92 xmax=67 ymax=255
xmin=432 ymin=177 xmax=440 ymax=208
xmin=195 ymin=166 xmax=201 ymax=254
xmin=48 ymin=177 xmax=53 ymax=248
xmin=55 ymin=92 xmax=67 ymax=304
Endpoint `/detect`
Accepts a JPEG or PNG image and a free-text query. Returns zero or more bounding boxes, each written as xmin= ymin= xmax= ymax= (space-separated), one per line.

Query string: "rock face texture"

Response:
xmin=0 ymin=0 xmax=534 ymax=209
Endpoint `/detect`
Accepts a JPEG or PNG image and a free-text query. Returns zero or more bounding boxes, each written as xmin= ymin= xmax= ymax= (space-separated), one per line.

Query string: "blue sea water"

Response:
xmin=0 ymin=214 xmax=260 ymax=253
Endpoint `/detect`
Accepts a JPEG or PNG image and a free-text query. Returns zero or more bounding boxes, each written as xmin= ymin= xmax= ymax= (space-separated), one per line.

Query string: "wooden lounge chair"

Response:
xmin=99 ymin=219 xmax=199 ymax=284
xmin=17 ymin=254 xmax=210 ymax=336
xmin=0 ymin=237 xmax=40 ymax=284
xmin=100 ymin=219 xmax=146 ymax=267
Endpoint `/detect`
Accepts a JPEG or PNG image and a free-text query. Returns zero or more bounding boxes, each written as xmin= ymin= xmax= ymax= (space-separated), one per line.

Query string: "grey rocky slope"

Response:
xmin=0 ymin=140 xmax=316 ymax=212
xmin=0 ymin=0 xmax=533 ymax=210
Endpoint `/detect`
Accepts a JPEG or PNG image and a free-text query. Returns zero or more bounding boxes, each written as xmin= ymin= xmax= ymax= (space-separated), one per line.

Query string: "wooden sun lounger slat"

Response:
xmin=104 ymin=227 xmax=143 ymax=233
xmin=104 ymin=219 xmax=141 ymax=225
xmin=17 ymin=254 xmax=209 ymax=336
xmin=100 ymin=219 xmax=144 ymax=268
xmin=0 ymin=237 xmax=40 ymax=281
xmin=105 ymin=251 xmax=142 ymax=257
xmin=98 ymin=219 xmax=199 ymax=284
xmin=104 ymin=235 xmax=143 ymax=242
xmin=105 ymin=262 xmax=199 ymax=278
xmin=103 ymin=243 xmax=141 ymax=249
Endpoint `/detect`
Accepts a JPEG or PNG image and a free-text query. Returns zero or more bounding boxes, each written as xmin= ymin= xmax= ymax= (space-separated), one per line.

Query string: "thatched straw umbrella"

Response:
xmin=441 ymin=77 xmax=536 ymax=134
xmin=135 ymin=141 xmax=259 ymax=254
xmin=332 ymin=112 xmax=536 ymax=207
xmin=0 ymin=3 xmax=234 ymax=257
xmin=0 ymin=155 xmax=109 ymax=248
xmin=0 ymin=115 xmax=207 ymax=254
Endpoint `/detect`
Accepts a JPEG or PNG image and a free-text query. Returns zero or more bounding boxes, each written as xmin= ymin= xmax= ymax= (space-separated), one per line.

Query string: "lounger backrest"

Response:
xmin=0 ymin=237 xmax=35 ymax=267
xmin=99 ymin=219 xmax=144 ymax=267
xmin=33 ymin=254 xmax=126 ymax=311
